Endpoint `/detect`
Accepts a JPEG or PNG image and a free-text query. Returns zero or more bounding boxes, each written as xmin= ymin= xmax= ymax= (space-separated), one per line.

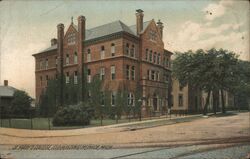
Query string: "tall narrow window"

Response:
xmin=74 ymin=52 xmax=78 ymax=64
xmin=46 ymin=75 xmax=49 ymax=86
xmin=87 ymin=69 xmax=91 ymax=83
xmin=55 ymin=56 xmax=58 ymax=67
xmin=149 ymin=50 xmax=153 ymax=62
xmin=45 ymin=59 xmax=48 ymax=69
xmin=131 ymin=93 xmax=134 ymax=106
xmin=151 ymin=70 xmax=155 ymax=80
xmin=179 ymin=94 xmax=183 ymax=107
xmin=111 ymin=66 xmax=115 ymax=80
xmin=131 ymin=66 xmax=135 ymax=80
xmin=101 ymin=92 xmax=105 ymax=106
xmin=125 ymin=43 xmax=129 ymax=55
xmin=145 ymin=49 xmax=148 ymax=61
xmin=40 ymin=61 xmax=43 ymax=70
xmin=111 ymin=43 xmax=115 ymax=56
xmin=126 ymin=65 xmax=130 ymax=80
xmin=100 ymin=67 xmax=105 ymax=80
xmin=74 ymin=71 xmax=78 ymax=84
xmin=157 ymin=53 xmax=160 ymax=64
xmin=66 ymin=54 xmax=69 ymax=65
xmin=153 ymin=52 xmax=157 ymax=63
xmin=40 ymin=76 xmax=43 ymax=86
xmin=147 ymin=70 xmax=150 ymax=80
xmin=66 ymin=72 xmax=70 ymax=84
xmin=130 ymin=45 xmax=135 ymax=57
xmin=111 ymin=92 xmax=115 ymax=106
xmin=87 ymin=49 xmax=91 ymax=62
xmin=100 ymin=46 xmax=105 ymax=59
xmin=163 ymin=56 xmax=166 ymax=67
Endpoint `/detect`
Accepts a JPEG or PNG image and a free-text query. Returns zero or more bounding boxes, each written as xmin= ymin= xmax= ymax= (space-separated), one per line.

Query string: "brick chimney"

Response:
xmin=157 ymin=20 xmax=164 ymax=39
xmin=136 ymin=9 xmax=144 ymax=35
xmin=4 ymin=80 xmax=8 ymax=86
xmin=57 ymin=23 xmax=64 ymax=106
xmin=78 ymin=15 xmax=86 ymax=101
xmin=51 ymin=38 xmax=57 ymax=46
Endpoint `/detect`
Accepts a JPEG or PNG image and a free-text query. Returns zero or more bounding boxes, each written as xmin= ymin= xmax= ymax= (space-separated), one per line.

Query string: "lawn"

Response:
xmin=0 ymin=117 xmax=140 ymax=130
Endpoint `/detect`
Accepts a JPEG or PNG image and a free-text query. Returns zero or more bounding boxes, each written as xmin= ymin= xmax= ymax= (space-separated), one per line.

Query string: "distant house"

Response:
xmin=0 ymin=80 xmax=17 ymax=117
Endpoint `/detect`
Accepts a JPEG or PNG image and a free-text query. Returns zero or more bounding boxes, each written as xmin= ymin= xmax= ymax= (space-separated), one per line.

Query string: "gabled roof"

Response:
xmin=0 ymin=86 xmax=16 ymax=97
xmin=36 ymin=20 xmax=152 ymax=54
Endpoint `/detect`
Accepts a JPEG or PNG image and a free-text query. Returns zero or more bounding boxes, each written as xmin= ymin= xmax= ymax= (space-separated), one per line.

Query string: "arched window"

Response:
xmin=74 ymin=52 xmax=78 ymax=64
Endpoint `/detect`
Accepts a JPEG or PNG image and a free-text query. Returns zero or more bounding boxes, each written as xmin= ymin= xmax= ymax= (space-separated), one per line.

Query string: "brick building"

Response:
xmin=33 ymin=9 xmax=172 ymax=116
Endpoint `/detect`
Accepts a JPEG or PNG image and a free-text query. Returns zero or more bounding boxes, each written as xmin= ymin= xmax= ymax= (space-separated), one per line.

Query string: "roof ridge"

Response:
xmin=87 ymin=20 xmax=121 ymax=31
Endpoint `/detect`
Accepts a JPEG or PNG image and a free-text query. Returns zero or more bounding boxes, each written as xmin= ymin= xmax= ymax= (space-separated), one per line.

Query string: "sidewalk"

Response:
xmin=0 ymin=114 xmax=204 ymax=138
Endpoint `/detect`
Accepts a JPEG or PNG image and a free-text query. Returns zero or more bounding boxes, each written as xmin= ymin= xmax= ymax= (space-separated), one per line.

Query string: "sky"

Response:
xmin=0 ymin=0 xmax=249 ymax=98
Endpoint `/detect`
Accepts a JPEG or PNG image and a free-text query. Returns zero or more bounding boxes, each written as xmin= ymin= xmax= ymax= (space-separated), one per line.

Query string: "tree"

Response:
xmin=173 ymin=48 xmax=239 ymax=115
xmin=11 ymin=90 xmax=32 ymax=118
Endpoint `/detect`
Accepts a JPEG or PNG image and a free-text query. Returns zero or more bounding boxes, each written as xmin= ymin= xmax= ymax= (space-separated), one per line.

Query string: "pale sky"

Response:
xmin=0 ymin=0 xmax=249 ymax=98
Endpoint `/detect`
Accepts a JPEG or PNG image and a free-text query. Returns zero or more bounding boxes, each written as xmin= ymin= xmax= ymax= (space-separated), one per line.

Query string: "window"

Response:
xmin=149 ymin=50 xmax=153 ymax=62
xmin=67 ymin=32 xmax=76 ymax=45
xmin=66 ymin=72 xmax=70 ymax=84
xmin=157 ymin=53 xmax=161 ymax=64
xmin=100 ymin=67 xmax=105 ymax=80
xmin=40 ymin=60 xmax=43 ymax=70
xmin=125 ymin=43 xmax=129 ymax=55
xmin=66 ymin=54 xmax=69 ymax=65
xmin=163 ymin=56 xmax=166 ymax=67
xmin=151 ymin=70 xmax=155 ymax=80
xmin=131 ymin=66 xmax=135 ymax=80
xmin=74 ymin=52 xmax=78 ymax=64
xmin=130 ymin=45 xmax=135 ymax=57
xmin=46 ymin=75 xmax=49 ymax=86
xmin=153 ymin=52 xmax=157 ymax=63
xmin=111 ymin=66 xmax=115 ymax=80
xmin=55 ymin=56 xmax=58 ymax=67
xmin=148 ymin=29 xmax=157 ymax=41
xmin=100 ymin=46 xmax=105 ymax=59
xmin=40 ymin=76 xmax=43 ymax=86
xmin=87 ymin=69 xmax=91 ymax=83
xmin=126 ymin=65 xmax=130 ymax=80
xmin=87 ymin=49 xmax=91 ymax=62
xmin=111 ymin=92 xmax=115 ymax=106
xmin=74 ymin=71 xmax=78 ymax=84
xmin=101 ymin=92 xmax=105 ymax=106
xmin=166 ymin=58 xmax=169 ymax=67
xmin=157 ymin=72 xmax=160 ymax=81
xmin=145 ymin=49 xmax=148 ymax=61
xmin=111 ymin=43 xmax=115 ymax=56
xmin=45 ymin=59 xmax=48 ymax=69
xmin=179 ymin=94 xmax=183 ymax=107
xmin=127 ymin=93 xmax=134 ymax=106
xmin=147 ymin=70 xmax=150 ymax=80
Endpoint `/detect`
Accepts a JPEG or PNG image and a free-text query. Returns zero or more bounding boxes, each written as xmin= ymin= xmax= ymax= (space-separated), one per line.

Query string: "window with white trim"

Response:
xmin=87 ymin=49 xmax=91 ymax=62
xmin=151 ymin=70 xmax=155 ymax=80
xmin=111 ymin=43 xmax=115 ymax=56
xmin=66 ymin=54 xmax=69 ymax=65
xmin=111 ymin=92 xmax=115 ymax=106
xmin=149 ymin=50 xmax=153 ymax=62
xmin=100 ymin=67 xmax=105 ymax=80
xmin=66 ymin=72 xmax=70 ymax=84
xmin=45 ymin=59 xmax=48 ymax=69
xmin=131 ymin=66 xmax=135 ymax=80
xmin=111 ymin=66 xmax=115 ymax=80
xmin=74 ymin=52 xmax=78 ymax=64
xmin=74 ymin=71 xmax=78 ymax=84
xmin=130 ymin=45 xmax=135 ymax=57
xmin=157 ymin=53 xmax=161 ymax=65
xmin=87 ymin=69 xmax=91 ymax=83
xmin=126 ymin=65 xmax=130 ymax=80
xmin=145 ymin=49 xmax=148 ymax=61
xmin=100 ymin=46 xmax=105 ymax=59
xmin=127 ymin=93 xmax=135 ymax=106
xmin=153 ymin=52 xmax=157 ymax=63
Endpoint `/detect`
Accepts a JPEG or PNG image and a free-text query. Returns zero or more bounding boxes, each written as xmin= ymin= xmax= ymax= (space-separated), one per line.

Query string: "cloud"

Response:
xmin=203 ymin=0 xmax=234 ymax=21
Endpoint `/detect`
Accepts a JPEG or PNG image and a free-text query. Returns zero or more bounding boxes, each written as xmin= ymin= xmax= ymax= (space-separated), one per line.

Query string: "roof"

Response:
xmin=0 ymin=86 xmax=16 ymax=97
xmin=36 ymin=20 xmax=152 ymax=54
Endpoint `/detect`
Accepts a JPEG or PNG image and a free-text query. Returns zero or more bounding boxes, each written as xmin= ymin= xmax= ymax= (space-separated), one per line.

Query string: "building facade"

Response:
xmin=33 ymin=10 xmax=172 ymax=116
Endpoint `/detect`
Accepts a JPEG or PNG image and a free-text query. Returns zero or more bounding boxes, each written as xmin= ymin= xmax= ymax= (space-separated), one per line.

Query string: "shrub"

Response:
xmin=52 ymin=102 xmax=92 ymax=126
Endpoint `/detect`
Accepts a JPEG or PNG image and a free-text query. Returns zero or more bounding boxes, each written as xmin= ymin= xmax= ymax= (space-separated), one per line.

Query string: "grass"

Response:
xmin=0 ymin=117 xmax=141 ymax=130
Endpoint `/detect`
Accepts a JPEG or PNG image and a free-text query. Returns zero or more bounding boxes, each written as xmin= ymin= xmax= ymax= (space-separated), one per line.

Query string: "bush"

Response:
xmin=52 ymin=102 xmax=92 ymax=126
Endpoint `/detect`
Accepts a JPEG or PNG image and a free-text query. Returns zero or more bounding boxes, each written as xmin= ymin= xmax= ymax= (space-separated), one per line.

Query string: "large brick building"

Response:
xmin=33 ymin=9 xmax=172 ymax=116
